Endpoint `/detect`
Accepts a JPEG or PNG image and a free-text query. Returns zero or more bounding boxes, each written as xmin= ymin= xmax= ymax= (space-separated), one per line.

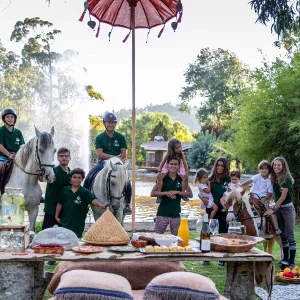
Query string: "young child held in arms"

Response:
xmin=195 ymin=168 xmax=218 ymax=219
xmin=156 ymin=138 xmax=189 ymax=203
xmin=240 ymin=160 xmax=281 ymax=235
xmin=220 ymin=169 xmax=241 ymax=210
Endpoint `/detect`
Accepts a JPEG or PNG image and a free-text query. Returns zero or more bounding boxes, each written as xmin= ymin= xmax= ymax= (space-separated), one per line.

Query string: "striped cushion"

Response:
xmin=54 ymin=270 xmax=133 ymax=300
xmin=144 ymin=271 xmax=223 ymax=300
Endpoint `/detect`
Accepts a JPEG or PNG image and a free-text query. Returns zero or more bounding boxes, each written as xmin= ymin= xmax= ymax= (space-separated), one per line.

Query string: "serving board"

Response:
xmin=108 ymin=246 xmax=138 ymax=252
xmin=140 ymin=248 xmax=201 ymax=254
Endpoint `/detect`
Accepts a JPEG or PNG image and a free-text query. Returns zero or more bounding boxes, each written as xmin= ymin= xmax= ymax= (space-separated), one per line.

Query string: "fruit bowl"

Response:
xmin=130 ymin=239 xmax=148 ymax=248
xmin=275 ymin=267 xmax=300 ymax=283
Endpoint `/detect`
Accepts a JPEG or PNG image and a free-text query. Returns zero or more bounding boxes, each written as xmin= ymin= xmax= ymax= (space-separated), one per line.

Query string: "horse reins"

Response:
xmin=14 ymin=138 xmax=54 ymax=177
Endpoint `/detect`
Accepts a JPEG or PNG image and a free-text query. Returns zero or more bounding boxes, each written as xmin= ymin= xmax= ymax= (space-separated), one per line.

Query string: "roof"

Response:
xmin=141 ymin=141 xmax=192 ymax=151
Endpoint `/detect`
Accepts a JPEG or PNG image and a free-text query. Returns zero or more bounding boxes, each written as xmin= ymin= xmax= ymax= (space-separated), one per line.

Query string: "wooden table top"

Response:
xmin=0 ymin=241 xmax=274 ymax=262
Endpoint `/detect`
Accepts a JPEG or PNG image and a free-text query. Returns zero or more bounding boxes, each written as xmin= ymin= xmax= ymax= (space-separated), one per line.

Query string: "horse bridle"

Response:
xmin=227 ymin=199 xmax=244 ymax=221
xmin=14 ymin=139 xmax=55 ymax=177
xmin=106 ymin=162 xmax=126 ymax=210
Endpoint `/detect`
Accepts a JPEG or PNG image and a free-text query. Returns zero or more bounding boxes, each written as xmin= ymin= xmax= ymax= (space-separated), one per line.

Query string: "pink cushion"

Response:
xmin=144 ymin=271 xmax=225 ymax=300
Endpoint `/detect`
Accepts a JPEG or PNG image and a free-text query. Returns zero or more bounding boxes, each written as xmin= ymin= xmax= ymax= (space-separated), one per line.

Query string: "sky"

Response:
xmin=0 ymin=0 xmax=282 ymax=115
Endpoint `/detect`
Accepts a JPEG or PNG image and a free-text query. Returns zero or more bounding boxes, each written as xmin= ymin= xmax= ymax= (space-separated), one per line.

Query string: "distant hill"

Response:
xmin=115 ymin=103 xmax=200 ymax=133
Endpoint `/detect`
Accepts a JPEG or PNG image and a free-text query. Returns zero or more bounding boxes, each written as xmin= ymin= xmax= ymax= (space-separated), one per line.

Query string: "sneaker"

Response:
xmin=182 ymin=197 xmax=189 ymax=201
xmin=46 ymin=261 xmax=56 ymax=266
xmin=201 ymin=261 xmax=209 ymax=265
xmin=156 ymin=197 xmax=162 ymax=204
xmin=275 ymin=228 xmax=282 ymax=235
xmin=123 ymin=205 xmax=132 ymax=215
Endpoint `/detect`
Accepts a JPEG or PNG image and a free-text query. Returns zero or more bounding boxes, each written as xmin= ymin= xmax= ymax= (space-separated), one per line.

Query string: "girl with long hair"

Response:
xmin=271 ymin=157 xmax=296 ymax=268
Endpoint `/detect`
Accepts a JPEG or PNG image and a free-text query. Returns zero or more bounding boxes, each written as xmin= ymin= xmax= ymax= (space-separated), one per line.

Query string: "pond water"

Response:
xmin=33 ymin=171 xmax=252 ymax=223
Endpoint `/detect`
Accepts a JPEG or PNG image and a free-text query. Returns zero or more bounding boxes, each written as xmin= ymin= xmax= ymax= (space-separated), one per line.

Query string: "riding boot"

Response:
xmin=289 ymin=241 xmax=296 ymax=267
xmin=282 ymin=245 xmax=289 ymax=263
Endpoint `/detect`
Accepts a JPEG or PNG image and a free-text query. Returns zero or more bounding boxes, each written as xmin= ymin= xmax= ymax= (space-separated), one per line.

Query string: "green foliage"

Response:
xmin=116 ymin=112 xmax=194 ymax=162
xmin=179 ymin=48 xmax=249 ymax=130
xmin=35 ymin=220 xmax=43 ymax=234
xmin=186 ymin=132 xmax=216 ymax=169
xmin=85 ymin=85 xmax=104 ymax=101
xmin=232 ymin=53 xmax=300 ymax=210
xmin=250 ymin=0 xmax=300 ymax=36
xmin=116 ymin=103 xmax=200 ymax=133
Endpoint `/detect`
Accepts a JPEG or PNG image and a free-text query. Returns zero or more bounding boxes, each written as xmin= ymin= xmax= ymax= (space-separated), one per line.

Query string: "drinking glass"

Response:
xmin=195 ymin=215 xmax=204 ymax=232
xmin=1 ymin=230 xmax=11 ymax=248
xmin=209 ymin=219 xmax=219 ymax=235
xmin=13 ymin=232 xmax=24 ymax=248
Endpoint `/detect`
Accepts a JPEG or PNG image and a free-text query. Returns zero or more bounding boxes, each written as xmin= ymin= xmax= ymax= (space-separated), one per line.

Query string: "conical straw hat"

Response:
xmin=83 ymin=209 xmax=130 ymax=245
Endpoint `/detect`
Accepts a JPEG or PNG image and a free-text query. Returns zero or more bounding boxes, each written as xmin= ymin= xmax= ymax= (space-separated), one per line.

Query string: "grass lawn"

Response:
xmin=43 ymin=223 xmax=300 ymax=299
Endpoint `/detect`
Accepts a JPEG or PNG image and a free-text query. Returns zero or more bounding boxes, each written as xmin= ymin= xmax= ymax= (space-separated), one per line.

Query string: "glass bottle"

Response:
xmin=177 ymin=213 xmax=189 ymax=247
xmin=1 ymin=187 xmax=25 ymax=225
xmin=200 ymin=213 xmax=211 ymax=253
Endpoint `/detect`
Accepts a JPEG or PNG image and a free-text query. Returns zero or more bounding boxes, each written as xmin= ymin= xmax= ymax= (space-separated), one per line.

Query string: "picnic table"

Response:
xmin=0 ymin=241 xmax=274 ymax=300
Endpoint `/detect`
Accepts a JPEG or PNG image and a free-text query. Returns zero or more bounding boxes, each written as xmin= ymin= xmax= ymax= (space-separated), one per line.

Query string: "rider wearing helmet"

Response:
xmin=84 ymin=112 xmax=132 ymax=214
xmin=0 ymin=108 xmax=25 ymax=162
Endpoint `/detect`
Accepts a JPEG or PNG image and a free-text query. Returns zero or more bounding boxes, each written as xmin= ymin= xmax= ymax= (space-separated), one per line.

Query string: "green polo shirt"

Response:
xmin=0 ymin=125 xmax=25 ymax=158
xmin=58 ymin=186 xmax=96 ymax=237
xmin=95 ymin=131 xmax=127 ymax=156
xmin=273 ymin=177 xmax=293 ymax=205
xmin=157 ymin=175 xmax=182 ymax=218
xmin=210 ymin=176 xmax=231 ymax=209
xmin=44 ymin=166 xmax=71 ymax=216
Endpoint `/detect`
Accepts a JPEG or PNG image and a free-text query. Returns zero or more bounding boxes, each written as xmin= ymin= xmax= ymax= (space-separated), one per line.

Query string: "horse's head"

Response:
xmin=101 ymin=157 xmax=131 ymax=212
xmin=226 ymin=190 xmax=243 ymax=222
xmin=34 ymin=126 xmax=56 ymax=183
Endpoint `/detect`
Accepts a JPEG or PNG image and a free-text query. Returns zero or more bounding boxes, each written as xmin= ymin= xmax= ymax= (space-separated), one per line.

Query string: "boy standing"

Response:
xmin=55 ymin=168 xmax=105 ymax=238
xmin=42 ymin=147 xmax=72 ymax=230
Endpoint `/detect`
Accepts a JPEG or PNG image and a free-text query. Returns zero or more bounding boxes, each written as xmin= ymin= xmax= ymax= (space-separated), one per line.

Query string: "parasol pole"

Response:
xmin=129 ymin=0 xmax=137 ymax=233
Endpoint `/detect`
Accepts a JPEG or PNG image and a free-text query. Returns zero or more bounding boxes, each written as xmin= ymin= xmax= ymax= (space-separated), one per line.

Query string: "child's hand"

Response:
xmin=55 ymin=216 xmax=61 ymax=224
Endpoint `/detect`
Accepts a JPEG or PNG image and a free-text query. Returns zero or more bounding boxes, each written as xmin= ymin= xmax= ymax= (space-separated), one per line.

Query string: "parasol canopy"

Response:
xmin=80 ymin=0 xmax=183 ymax=232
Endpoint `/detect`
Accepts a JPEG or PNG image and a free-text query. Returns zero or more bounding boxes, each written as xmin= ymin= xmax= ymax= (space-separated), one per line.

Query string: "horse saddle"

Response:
xmin=249 ymin=196 xmax=273 ymax=235
xmin=0 ymin=159 xmax=14 ymax=194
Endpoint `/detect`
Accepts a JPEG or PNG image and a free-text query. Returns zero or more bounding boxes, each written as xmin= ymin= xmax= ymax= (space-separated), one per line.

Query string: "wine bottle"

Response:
xmin=200 ymin=213 xmax=211 ymax=253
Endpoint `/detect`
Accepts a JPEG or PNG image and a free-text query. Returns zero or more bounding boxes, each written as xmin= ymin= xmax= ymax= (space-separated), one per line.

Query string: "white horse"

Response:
xmin=91 ymin=157 xmax=131 ymax=225
xmin=6 ymin=127 xmax=56 ymax=231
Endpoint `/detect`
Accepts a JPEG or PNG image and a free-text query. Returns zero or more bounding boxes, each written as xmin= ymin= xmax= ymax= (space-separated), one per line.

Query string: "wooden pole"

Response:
xmin=130 ymin=4 xmax=136 ymax=233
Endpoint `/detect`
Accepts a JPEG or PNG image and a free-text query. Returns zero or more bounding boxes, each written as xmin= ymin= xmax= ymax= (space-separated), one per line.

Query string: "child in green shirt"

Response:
xmin=55 ymin=168 xmax=105 ymax=238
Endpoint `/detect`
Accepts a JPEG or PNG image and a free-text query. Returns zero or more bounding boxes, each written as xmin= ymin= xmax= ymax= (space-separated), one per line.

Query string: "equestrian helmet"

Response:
xmin=103 ymin=112 xmax=117 ymax=123
xmin=1 ymin=108 xmax=17 ymax=123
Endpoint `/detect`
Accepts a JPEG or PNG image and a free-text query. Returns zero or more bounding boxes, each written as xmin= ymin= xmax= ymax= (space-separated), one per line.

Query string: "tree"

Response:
xmin=179 ymin=48 xmax=249 ymax=135
xmin=117 ymin=112 xmax=194 ymax=162
xmin=10 ymin=18 xmax=103 ymax=117
xmin=186 ymin=132 xmax=217 ymax=170
xmin=232 ymin=53 xmax=300 ymax=211
xmin=250 ymin=0 xmax=300 ymax=36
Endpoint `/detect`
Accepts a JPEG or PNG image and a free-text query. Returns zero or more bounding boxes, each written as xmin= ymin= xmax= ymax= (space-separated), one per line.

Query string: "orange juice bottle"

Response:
xmin=177 ymin=213 xmax=189 ymax=246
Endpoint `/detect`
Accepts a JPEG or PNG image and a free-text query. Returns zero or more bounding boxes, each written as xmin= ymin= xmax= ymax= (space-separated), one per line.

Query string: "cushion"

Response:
xmin=48 ymin=261 xmax=187 ymax=293
xmin=54 ymin=270 xmax=133 ymax=300
xmin=144 ymin=271 xmax=226 ymax=300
